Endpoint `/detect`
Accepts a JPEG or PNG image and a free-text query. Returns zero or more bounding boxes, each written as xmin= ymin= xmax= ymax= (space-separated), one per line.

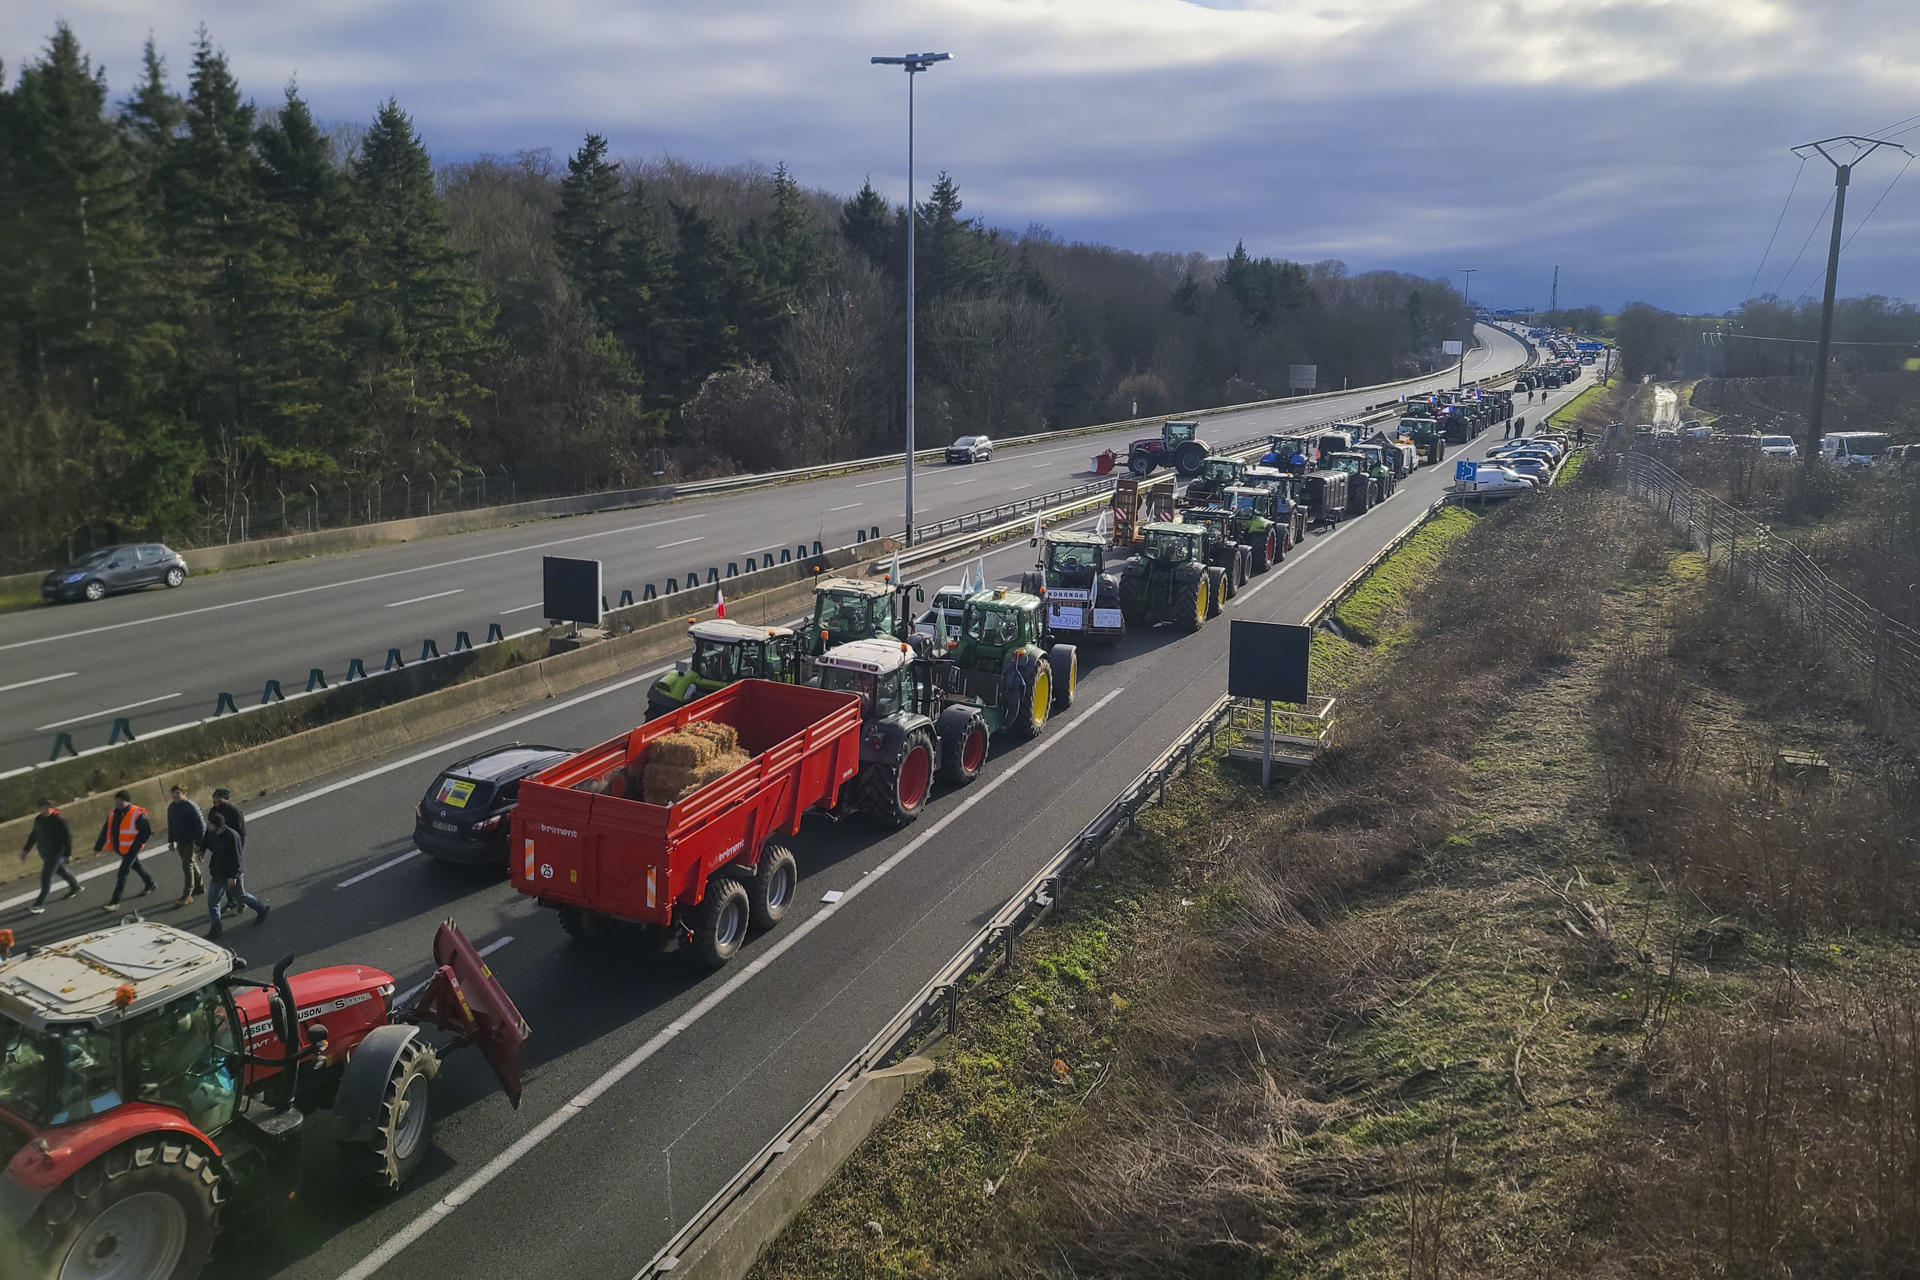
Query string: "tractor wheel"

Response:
xmin=1116 ymin=571 xmax=1146 ymax=626
xmin=1019 ymin=570 xmax=1043 ymax=597
xmin=1127 ymin=449 xmax=1154 ymax=478
xmin=746 ymin=844 xmax=797 ymax=930
xmin=557 ymin=905 xmax=617 ymax=944
xmin=1002 ymin=657 xmax=1051 ymax=739
xmin=18 ymin=1138 xmax=221 ymax=1280
xmin=1250 ymin=532 xmax=1270 ymax=575
xmin=692 ymin=875 xmax=750 ymax=967
xmin=1178 ymin=572 xmax=1207 ymax=633
xmin=859 ymin=730 xmax=936 ymax=825
xmin=1207 ymin=568 xmax=1226 ymax=617
xmin=349 ymin=1037 xmax=440 ymax=1191
xmin=936 ymin=706 xmax=990 ymax=785
xmin=1235 ymin=549 xmax=1250 ymax=588
xmin=1047 ymin=645 xmax=1078 ymax=711
xmin=1215 ymin=555 xmax=1236 ymax=600
xmin=1174 ymin=441 xmax=1207 ymax=476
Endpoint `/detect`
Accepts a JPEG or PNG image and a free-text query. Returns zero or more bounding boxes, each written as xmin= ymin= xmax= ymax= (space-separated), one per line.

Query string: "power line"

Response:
xmin=1770 ymin=190 xmax=1834 ymax=298
xmin=1870 ymin=109 xmax=1920 ymax=135
xmin=1791 ymin=152 xmax=1914 ymax=301
xmin=1741 ymin=154 xmax=1807 ymax=305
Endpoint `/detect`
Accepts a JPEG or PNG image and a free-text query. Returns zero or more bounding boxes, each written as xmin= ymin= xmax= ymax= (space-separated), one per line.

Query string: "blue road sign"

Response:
xmin=1455 ymin=460 xmax=1476 ymax=481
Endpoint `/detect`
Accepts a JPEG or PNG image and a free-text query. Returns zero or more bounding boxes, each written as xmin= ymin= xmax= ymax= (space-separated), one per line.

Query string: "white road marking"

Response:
xmin=0 ymin=671 xmax=77 ymax=694
xmin=1007 ymin=484 xmax=1033 ymax=491
xmin=854 ymin=477 xmax=901 ymax=488
xmin=36 ymin=692 xmax=182 ymax=732
xmin=0 ymin=514 xmax=707 ymax=654
xmin=393 ymin=935 xmax=516 ymax=1007
xmin=949 ymin=477 xmax=979 ymax=485
xmin=828 ymin=503 xmax=861 ymax=512
xmin=337 ymin=849 xmax=421 ymax=888
xmin=334 ymin=684 xmax=1128 ymax=1280
xmin=501 ymin=602 xmax=545 ymax=614
xmin=385 ymin=589 xmax=464 ymax=608
xmin=1030 ymin=462 xmax=1051 ymax=469
xmin=656 ymin=537 xmax=706 ymax=550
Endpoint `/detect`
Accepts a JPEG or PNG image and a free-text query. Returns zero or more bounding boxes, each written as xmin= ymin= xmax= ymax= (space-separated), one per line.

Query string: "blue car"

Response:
xmin=41 ymin=543 xmax=189 ymax=603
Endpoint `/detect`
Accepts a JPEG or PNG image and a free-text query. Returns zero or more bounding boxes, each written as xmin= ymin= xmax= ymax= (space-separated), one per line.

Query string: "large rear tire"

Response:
xmin=1128 ymin=449 xmax=1154 ymax=478
xmin=348 ymin=1037 xmax=439 ymax=1192
xmin=1019 ymin=570 xmax=1043 ymax=597
xmin=1250 ymin=531 xmax=1271 ymax=574
xmin=18 ymin=1138 xmax=221 ymax=1280
xmin=1174 ymin=441 xmax=1207 ymax=476
xmin=1116 ymin=571 xmax=1146 ymax=626
xmin=936 ymin=707 xmax=990 ymax=784
xmin=1178 ymin=571 xmax=1207 ymax=633
xmin=693 ymin=875 xmax=750 ymax=968
xmin=1003 ymin=657 xmax=1051 ymax=739
xmin=859 ymin=731 xmax=936 ymax=825
xmin=1207 ymin=568 xmax=1226 ymax=617
xmin=746 ymin=844 xmax=797 ymax=930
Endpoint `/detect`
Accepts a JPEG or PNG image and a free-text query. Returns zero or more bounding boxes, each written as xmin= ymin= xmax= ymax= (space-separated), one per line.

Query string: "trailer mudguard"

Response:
xmin=331 ymin=1024 xmax=426 ymax=1145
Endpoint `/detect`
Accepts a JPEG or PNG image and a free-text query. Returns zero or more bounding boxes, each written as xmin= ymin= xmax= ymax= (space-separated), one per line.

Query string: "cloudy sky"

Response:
xmin=6 ymin=0 xmax=1918 ymax=313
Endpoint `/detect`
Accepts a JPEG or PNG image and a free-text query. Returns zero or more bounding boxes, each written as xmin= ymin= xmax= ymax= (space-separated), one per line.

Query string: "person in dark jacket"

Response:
xmin=203 ymin=810 xmax=268 ymax=939
xmin=21 ymin=800 xmax=81 ymax=914
xmin=166 ymin=785 xmax=206 ymax=907
xmin=97 ymin=789 xmax=156 ymax=908
xmin=207 ymin=788 xmax=247 ymax=916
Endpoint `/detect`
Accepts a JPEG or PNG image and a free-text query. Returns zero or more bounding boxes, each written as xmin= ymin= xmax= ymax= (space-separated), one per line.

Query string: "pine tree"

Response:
xmin=344 ymin=98 xmax=497 ymax=472
xmin=660 ymin=201 xmax=755 ymax=400
xmin=553 ymin=133 xmax=626 ymax=325
xmin=612 ymin=177 xmax=665 ymax=372
xmin=839 ymin=178 xmax=895 ymax=271
xmin=917 ymin=172 xmax=996 ymax=303
xmin=119 ymin=37 xmax=183 ymax=195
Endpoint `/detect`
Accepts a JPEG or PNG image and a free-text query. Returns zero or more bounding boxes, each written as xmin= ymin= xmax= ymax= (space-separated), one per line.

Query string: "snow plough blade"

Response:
xmin=403 ymin=921 xmax=531 ymax=1108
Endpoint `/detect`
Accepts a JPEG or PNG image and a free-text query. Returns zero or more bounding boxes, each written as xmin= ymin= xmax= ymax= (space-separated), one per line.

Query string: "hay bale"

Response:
xmin=684 ymin=720 xmax=739 ymax=753
xmin=642 ymin=748 xmax=751 ymax=805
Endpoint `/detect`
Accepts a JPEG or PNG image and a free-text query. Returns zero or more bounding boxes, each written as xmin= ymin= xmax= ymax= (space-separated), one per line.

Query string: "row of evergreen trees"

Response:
xmin=0 ymin=23 xmax=1469 ymax=568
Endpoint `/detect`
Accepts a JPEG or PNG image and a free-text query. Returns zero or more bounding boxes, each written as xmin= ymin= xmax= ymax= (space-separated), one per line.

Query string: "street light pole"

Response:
xmin=1790 ymin=135 xmax=1911 ymax=471
xmin=871 ymin=51 xmax=952 ymax=546
xmin=1458 ymin=268 xmax=1477 ymax=388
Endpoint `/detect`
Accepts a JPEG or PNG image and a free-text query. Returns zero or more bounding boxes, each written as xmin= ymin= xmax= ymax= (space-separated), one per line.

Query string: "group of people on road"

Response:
xmin=20 ymin=784 xmax=269 ymax=939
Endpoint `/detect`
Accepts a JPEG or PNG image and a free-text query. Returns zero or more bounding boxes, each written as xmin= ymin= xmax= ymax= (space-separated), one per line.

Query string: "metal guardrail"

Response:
xmin=910 ymin=479 xmax=1115 ymax=543
xmin=1604 ymin=450 xmax=1920 ymax=726
xmin=637 ymin=478 xmax=1473 ymax=1279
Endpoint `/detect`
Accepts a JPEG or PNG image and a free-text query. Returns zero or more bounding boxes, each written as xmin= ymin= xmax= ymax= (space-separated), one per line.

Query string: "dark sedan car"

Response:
xmin=945 ymin=435 xmax=993 ymax=463
xmin=414 ymin=743 xmax=575 ymax=865
xmin=41 ymin=543 xmax=189 ymax=602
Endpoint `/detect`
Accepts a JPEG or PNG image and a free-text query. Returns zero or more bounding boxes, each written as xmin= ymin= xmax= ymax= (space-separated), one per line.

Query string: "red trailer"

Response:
xmin=512 ymin=679 xmax=863 ymax=966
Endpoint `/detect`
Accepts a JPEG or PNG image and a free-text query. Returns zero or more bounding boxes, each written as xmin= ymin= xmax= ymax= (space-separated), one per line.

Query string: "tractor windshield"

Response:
xmin=1230 ymin=492 xmax=1263 ymax=516
xmin=817 ymin=664 xmax=877 ymax=713
xmin=1164 ymin=422 xmax=1196 ymax=444
xmin=814 ymin=591 xmax=895 ymax=647
xmin=1143 ymin=530 xmax=1197 ymax=562
xmin=1202 ymin=460 xmax=1239 ymax=485
xmin=690 ymin=636 xmax=747 ymax=682
xmin=965 ymin=605 xmax=1026 ymax=649
xmin=0 ymin=1021 xmax=121 ymax=1127
xmin=128 ymin=987 xmax=240 ymax=1136
xmin=1044 ymin=543 xmax=1096 ymax=584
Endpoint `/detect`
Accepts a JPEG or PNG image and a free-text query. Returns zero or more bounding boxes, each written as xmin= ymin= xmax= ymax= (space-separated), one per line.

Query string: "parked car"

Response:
xmin=1879 ymin=443 xmax=1920 ymax=469
xmin=414 ymin=743 xmax=576 ymax=865
xmin=1757 ymin=434 xmax=1799 ymax=458
xmin=1821 ymin=431 xmax=1890 ymax=467
xmin=40 ymin=542 xmax=188 ymax=603
xmin=946 ymin=435 xmax=994 ymax=463
xmin=1503 ymin=457 xmax=1554 ymax=485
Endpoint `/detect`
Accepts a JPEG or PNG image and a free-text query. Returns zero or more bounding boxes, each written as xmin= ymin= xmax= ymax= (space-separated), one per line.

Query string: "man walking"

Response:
xmin=97 ymin=789 xmax=156 ymax=909
xmin=208 ymin=788 xmax=247 ymax=916
xmin=202 ymin=810 xmax=268 ymax=939
xmin=166 ymin=785 xmax=206 ymax=907
xmin=20 ymin=800 xmax=81 ymax=914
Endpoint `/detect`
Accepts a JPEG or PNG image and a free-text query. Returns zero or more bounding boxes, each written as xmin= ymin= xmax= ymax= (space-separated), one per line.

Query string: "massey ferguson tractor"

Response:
xmin=0 ymin=920 xmax=526 ymax=1280
xmin=1126 ymin=419 xmax=1211 ymax=478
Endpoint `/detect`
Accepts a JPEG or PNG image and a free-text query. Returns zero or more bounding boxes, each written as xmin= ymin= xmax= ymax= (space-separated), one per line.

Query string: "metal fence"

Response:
xmin=1606 ymin=450 xmax=1920 ymax=725
xmin=192 ymin=468 xmax=521 ymax=548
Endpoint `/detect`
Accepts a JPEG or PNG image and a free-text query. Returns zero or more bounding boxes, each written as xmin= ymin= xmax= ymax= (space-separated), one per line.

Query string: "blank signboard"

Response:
xmin=1227 ymin=620 xmax=1310 ymax=704
xmin=542 ymin=555 xmax=602 ymax=625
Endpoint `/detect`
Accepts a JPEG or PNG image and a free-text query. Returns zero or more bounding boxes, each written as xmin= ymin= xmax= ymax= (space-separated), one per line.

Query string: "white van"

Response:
xmin=1820 ymin=431 xmax=1891 ymax=466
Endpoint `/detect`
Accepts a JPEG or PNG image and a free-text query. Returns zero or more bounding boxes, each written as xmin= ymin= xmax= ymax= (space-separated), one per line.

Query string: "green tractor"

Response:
xmin=1117 ymin=521 xmax=1226 ymax=633
xmin=803 ymin=576 xmax=908 ymax=655
xmin=813 ymin=638 xmax=991 ymax=827
xmin=1181 ymin=454 xmax=1247 ymax=505
xmin=1020 ymin=529 xmax=1126 ymax=646
xmin=646 ymin=620 xmax=801 ymax=720
xmin=1180 ymin=507 xmax=1256 ymax=599
xmin=1218 ymin=484 xmax=1287 ymax=573
xmin=938 ymin=587 xmax=1079 ymax=739
xmin=1398 ymin=407 xmax=1447 ymax=463
xmin=1242 ymin=466 xmax=1310 ymax=551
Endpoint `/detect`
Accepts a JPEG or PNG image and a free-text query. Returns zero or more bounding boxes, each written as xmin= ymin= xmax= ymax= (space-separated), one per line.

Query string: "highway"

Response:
xmin=0 ymin=328 xmax=1526 ymax=772
xmin=0 ymin=349 xmax=1590 ymax=1280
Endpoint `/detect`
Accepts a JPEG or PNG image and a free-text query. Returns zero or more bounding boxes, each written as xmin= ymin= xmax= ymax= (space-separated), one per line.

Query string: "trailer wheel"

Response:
xmin=936 ymin=707 xmax=989 ymax=785
xmin=22 ymin=1137 xmax=222 ymax=1280
xmin=348 ymin=1037 xmax=439 ymax=1192
xmin=747 ymin=844 xmax=797 ymax=930
xmin=694 ymin=876 xmax=750 ymax=967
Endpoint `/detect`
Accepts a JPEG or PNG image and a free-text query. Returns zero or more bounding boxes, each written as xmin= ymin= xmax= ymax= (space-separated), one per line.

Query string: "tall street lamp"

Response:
xmin=1458 ymin=268 xmax=1477 ymax=389
xmin=871 ymin=50 xmax=952 ymax=547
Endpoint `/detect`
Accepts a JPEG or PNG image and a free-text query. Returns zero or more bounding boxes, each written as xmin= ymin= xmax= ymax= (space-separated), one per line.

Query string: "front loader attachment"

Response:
xmin=401 ymin=921 xmax=531 ymax=1108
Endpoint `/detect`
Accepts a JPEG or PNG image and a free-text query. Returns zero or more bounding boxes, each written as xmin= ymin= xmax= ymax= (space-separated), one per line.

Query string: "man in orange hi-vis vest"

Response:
xmin=95 ymin=789 xmax=157 ymax=909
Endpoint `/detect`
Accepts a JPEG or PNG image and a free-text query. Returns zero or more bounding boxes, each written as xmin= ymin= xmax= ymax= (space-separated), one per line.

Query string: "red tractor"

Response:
xmin=1126 ymin=419 xmax=1210 ymax=478
xmin=0 ymin=920 xmax=527 ymax=1280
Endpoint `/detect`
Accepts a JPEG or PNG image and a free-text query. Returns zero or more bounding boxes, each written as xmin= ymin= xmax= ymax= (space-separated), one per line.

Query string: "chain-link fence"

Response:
xmin=1603 ymin=450 xmax=1920 ymax=727
xmin=192 ymin=468 xmax=522 ymax=549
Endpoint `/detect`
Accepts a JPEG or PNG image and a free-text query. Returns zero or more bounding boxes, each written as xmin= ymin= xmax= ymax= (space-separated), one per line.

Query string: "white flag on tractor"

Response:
xmin=887 ymin=549 xmax=900 ymax=583
xmin=974 ymin=555 xmax=989 ymax=593
xmin=715 ymin=586 xmax=726 ymax=618
xmin=1031 ymin=512 xmax=1044 ymax=542
xmin=1095 ymin=508 xmax=1111 ymax=539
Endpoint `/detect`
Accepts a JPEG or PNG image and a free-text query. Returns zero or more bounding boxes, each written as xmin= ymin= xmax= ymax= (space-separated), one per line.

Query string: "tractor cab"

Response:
xmin=1163 ymin=420 xmax=1198 ymax=450
xmin=806 ymin=577 xmax=901 ymax=655
xmin=1034 ymin=532 xmax=1109 ymax=594
xmin=1224 ymin=485 xmax=1276 ymax=520
xmin=1140 ymin=522 xmax=1206 ymax=565
xmin=1261 ymin=435 xmax=1313 ymax=470
xmin=814 ymin=637 xmax=922 ymax=720
xmin=1126 ymin=419 xmax=1209 ymax=478
xmin=1184 ymin=455 xmax=1246 ymax=502
xmin=648 ymin=619 xmax=799 ymax=719
xmin=954 ymin=589 xmax=1044 ymax=675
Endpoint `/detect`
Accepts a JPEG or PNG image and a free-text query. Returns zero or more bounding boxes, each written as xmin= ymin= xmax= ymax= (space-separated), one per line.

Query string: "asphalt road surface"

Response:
xmin=0 ymin=327 xmax=1528 ymax=771
xmin=0 ymin=354 xmax=1595 ymax=1280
